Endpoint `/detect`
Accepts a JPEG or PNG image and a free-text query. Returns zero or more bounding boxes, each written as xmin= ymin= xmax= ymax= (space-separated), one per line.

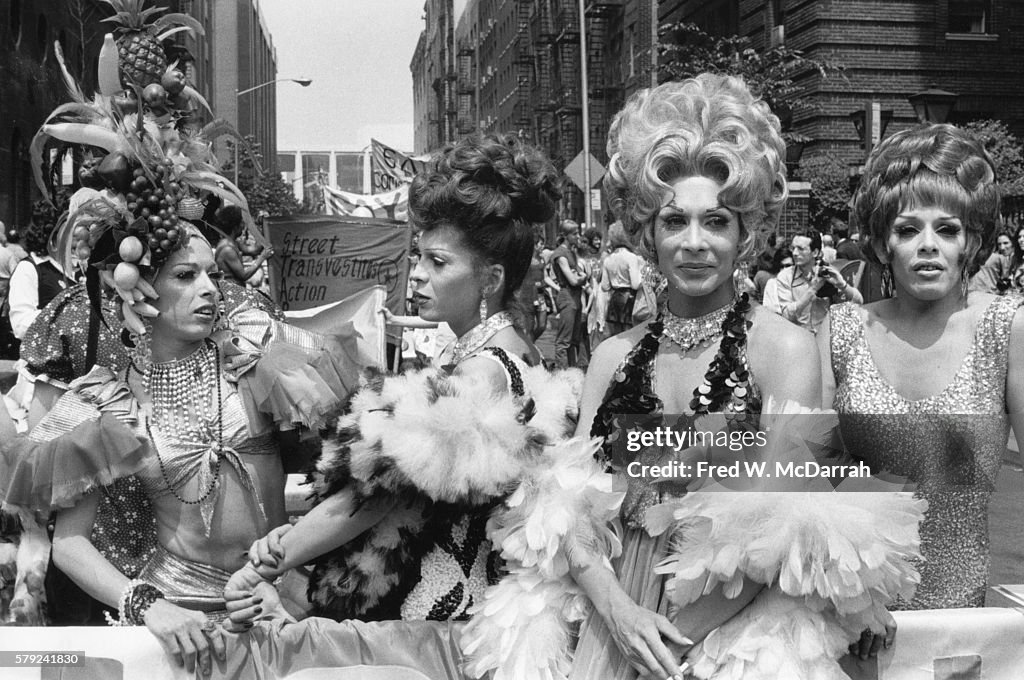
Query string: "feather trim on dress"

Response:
xmin=460 ymin=436 xmax=623 ymax=680
xmin=644 ymin=404 xmax=926 ymax=680
xmin=307 ymin=364 xmax=585 ymax=622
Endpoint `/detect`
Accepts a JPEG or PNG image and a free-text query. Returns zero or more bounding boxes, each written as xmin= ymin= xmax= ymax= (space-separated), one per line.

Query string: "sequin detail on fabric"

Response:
xmin=831 ymin=296 xmax=1023 ymax=608
xmin=479 ymin=346 xmax=526 ymax=398
xmin=591 ymin=296 xmax=762 ymax=530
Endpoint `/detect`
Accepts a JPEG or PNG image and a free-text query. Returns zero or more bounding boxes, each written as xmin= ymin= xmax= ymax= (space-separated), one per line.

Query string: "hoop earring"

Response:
xmin=881 ymin=263 xmax=896 ymax=299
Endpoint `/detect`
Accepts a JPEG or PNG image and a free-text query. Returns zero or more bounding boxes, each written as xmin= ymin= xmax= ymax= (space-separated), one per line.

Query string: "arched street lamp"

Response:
xmin=234 ymin=77 xmax=313 ymax=185
xmin=236 ymin=77 xmax=312 ymax=97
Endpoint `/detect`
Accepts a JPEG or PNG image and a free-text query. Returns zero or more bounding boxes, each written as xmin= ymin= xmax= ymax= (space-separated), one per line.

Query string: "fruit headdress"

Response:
xmin=30 ymin=1 xmax=266 ymax=340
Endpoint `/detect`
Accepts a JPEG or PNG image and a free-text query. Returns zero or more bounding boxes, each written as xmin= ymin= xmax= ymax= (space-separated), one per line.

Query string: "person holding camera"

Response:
xmin=775 ymin=230 xmax=862 ymax=333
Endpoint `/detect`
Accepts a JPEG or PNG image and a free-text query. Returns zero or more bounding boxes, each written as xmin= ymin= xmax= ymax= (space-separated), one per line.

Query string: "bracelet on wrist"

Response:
xmin=104 ymin=580 xmax=165 ymax=626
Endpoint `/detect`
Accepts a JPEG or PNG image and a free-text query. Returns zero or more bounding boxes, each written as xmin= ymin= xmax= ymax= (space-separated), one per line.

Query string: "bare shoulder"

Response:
xmin=590 ymin=324 xmax=648 ymax=375
xmin=747 ymin=303 xmax=817 ymax=360
xmin=747 ymin=303 xmax=821 ymax=405
xmin=485 ymin=326 xmax=542 ymax=366
xmin=452 ymin=355 xmax=511 ymax=394
xmin=1009 ymin=295 xmax=1024 ymax=339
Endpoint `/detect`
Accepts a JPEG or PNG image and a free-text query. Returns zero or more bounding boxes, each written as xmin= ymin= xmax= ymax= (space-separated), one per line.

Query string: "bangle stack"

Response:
xmin=104 ymin=580 xmax=166 ymax=626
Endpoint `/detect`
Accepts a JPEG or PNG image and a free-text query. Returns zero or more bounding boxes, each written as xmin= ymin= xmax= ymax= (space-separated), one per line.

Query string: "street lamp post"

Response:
xmin=908 ymin=85 xmax=958 ymax=124
xmin=234 ymin=77 xmax=313 ymax=186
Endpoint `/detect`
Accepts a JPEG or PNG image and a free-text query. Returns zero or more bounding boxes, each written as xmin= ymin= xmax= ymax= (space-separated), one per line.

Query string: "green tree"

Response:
xmin=798 ymin=152 xmax=852 ymax=230
xmin=658 ymin=22 xmax=841 ymax=138
xmin=223 ymin=137 xmax=304 ymax=217
xmin=962 ymin=119 xmax=1024 ymax=197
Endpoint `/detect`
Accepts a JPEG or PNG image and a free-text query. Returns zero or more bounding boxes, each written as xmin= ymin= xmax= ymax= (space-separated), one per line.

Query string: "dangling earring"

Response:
xmin=129 ymin=327 xmax=152 ymax=372
xmin=213 ymin=286 xmax=229 ymax=333
xmin=961 ymin=268 xmax=970 ymax=300
xmin=479 ymin=292 xmax=488 ymax=325
xmin=881 ymin=263 xmax=896 ymax=299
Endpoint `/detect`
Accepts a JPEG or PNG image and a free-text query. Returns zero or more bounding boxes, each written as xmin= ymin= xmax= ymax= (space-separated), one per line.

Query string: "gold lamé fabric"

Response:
xmin=137 ymin=543 xmax=233 ymax=621
xmin=830 ymin=296 xmax=1023 ymax=609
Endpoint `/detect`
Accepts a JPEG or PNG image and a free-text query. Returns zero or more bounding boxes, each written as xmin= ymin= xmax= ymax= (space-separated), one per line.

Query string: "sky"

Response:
xmin=260 ymin=0 xmax=426 ymax=153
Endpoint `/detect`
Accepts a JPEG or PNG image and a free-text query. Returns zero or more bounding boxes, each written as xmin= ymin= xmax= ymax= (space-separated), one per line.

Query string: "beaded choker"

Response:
xmin=450 ymin=311 xmax=514 ymax=365
xmin=661 ymin=299 xmax=734 ymax=353
xmin=139 ymin=340 xmax=224 ymax=505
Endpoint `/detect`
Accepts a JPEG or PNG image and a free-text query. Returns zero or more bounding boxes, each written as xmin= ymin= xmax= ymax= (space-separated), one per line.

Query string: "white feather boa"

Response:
xmin=316 ymin=363 xmax=584 ymax=505
xmin=308 ymin=363 xmax=599 ymax=624
xmin=460 ymin=402 xmax=926 ymax=680
xmin=460 ymin=437 xmax=622 ymax=680
xmin=642 ymin=405 xmax=927 ymax=680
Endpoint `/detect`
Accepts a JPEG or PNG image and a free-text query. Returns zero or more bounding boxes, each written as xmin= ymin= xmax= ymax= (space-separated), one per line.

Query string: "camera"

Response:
xmin=815 ymin=257 xmax=839 ymax=298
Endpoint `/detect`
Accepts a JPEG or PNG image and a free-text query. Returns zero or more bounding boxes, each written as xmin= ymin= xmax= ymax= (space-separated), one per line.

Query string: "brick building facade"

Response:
xmin=412 ymin=1 xmax=1024 ymax=229
xmin=410 ymin=0 xmax=456 ymax=154
xmin=662 ymin=0 xmax=1024 ymax=168
xmin=415 ymin=0 xmax=659 ymax=222
xmin=0 ymin=0 xmax=107 ymax=231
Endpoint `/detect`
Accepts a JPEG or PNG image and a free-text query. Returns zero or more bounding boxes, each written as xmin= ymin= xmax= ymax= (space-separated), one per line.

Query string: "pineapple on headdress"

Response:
xmin=101 ymin=0 xmax=203 ymax=88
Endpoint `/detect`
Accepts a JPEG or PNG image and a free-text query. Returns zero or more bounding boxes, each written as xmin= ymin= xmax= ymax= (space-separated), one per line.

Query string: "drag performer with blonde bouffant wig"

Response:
xmin=553 ymin=74 xmax=927 ymax=680
xmin=1 ymin=19 xmax=368 ymax=676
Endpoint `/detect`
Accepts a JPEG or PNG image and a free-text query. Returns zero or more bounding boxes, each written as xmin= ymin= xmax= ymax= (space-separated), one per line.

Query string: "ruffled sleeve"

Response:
xmin=218 ymin=307 xmax=363 ymax=434
xmin=2 ymin=368 xmax=148 ymax=514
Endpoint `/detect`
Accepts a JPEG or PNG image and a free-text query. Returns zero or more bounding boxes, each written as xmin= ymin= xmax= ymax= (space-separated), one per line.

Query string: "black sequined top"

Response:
xmin=591 ymin=295 xmax=762 ymax=528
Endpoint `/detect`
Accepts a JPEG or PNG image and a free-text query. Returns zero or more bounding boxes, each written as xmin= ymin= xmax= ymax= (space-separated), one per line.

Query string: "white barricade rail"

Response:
xmin=1 ymin=606 xmax=1023 ymax=679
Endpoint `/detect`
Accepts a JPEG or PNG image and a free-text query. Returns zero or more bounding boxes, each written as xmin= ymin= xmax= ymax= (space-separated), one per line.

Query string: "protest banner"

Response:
xmin=322 ymin=184 xmax=408 ymax=222
xmin=370 ymin=139 xmax=431 ymax=193
xmin=265 ymin=215 xmax=410 ymax=314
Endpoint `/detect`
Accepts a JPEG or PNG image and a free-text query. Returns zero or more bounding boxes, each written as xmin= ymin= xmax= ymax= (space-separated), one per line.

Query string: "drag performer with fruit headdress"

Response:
xmin=0 ymin=3 xmax=369 ymax=674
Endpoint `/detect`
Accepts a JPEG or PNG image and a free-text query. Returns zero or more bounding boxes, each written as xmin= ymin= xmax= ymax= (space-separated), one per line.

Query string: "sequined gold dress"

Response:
xmin=830 ymin=295 xmax=1023 ymax=609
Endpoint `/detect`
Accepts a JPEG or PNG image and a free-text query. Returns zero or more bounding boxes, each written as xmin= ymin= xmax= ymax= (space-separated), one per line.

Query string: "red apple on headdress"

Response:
xmin=142 ymin=83 xmax=168 ymax=109
xmin=161 ymin=70 xmax=187 ymax=97
xmin=96 ymin=151 xmax=135 ymax=194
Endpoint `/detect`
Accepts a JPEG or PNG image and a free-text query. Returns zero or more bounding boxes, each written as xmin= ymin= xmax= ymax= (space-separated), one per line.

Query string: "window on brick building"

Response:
xmin=694 ymin=0 xmax=740 ymax=37
xmin=769 ymin=0 xmax=785 ymax=46
xmin=949 ymin=0 xmax=992 ymax=33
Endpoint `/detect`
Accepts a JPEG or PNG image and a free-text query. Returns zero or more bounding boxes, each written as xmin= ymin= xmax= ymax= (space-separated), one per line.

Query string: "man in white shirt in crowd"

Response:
xmin=773 ymin=230 xmax=862 ymax=334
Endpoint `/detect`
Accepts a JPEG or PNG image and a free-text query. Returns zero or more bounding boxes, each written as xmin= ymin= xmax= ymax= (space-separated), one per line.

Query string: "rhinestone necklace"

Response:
xmin=450 ymin=311 xmax=514 ymax=365
xmin=661 ymin=299 xmax=734 ymax=353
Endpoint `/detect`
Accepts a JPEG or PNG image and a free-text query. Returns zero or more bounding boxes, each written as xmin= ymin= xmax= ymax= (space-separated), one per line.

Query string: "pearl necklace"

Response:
xmin=450 ymin=311 xmax=514 ymax=365
xmin=661 ymin=299 xmax=734 ymax=353
xmin=139 ymin=340 xmax=224 ymax=504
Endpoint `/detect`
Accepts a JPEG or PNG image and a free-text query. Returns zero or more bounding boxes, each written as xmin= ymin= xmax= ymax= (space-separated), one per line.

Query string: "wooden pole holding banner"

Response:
xmin=392 ymin=327 xmax=404 ymax=373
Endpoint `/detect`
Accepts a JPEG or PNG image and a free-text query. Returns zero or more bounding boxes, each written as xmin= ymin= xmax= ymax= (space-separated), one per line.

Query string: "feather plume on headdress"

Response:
xmin=30 ymin=21 xmax=267 ymax=342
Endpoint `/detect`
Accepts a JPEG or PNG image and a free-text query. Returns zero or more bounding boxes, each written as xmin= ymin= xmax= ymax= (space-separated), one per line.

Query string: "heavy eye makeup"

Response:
xmin=656 ymin=207 xmax=733 ymax=230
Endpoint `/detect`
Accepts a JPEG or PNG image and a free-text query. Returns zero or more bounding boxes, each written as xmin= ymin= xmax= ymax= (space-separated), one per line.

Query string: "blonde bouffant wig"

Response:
xmin=603 ymin=73 xmax=788 ymax=263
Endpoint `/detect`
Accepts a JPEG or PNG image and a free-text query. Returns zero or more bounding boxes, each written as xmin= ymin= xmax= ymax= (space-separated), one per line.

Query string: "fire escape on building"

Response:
xmin=512 ymin=0 xmax=535 ymax=141
xmin=585 ymin=0 xmax=624 ymax=167
xmin=456 ymin=39 xmax=476 ymax=135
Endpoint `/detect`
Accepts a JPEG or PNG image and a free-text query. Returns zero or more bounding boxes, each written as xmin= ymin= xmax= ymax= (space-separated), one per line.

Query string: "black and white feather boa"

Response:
xmin=306 ymin=363 xmax=585 ymax=621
